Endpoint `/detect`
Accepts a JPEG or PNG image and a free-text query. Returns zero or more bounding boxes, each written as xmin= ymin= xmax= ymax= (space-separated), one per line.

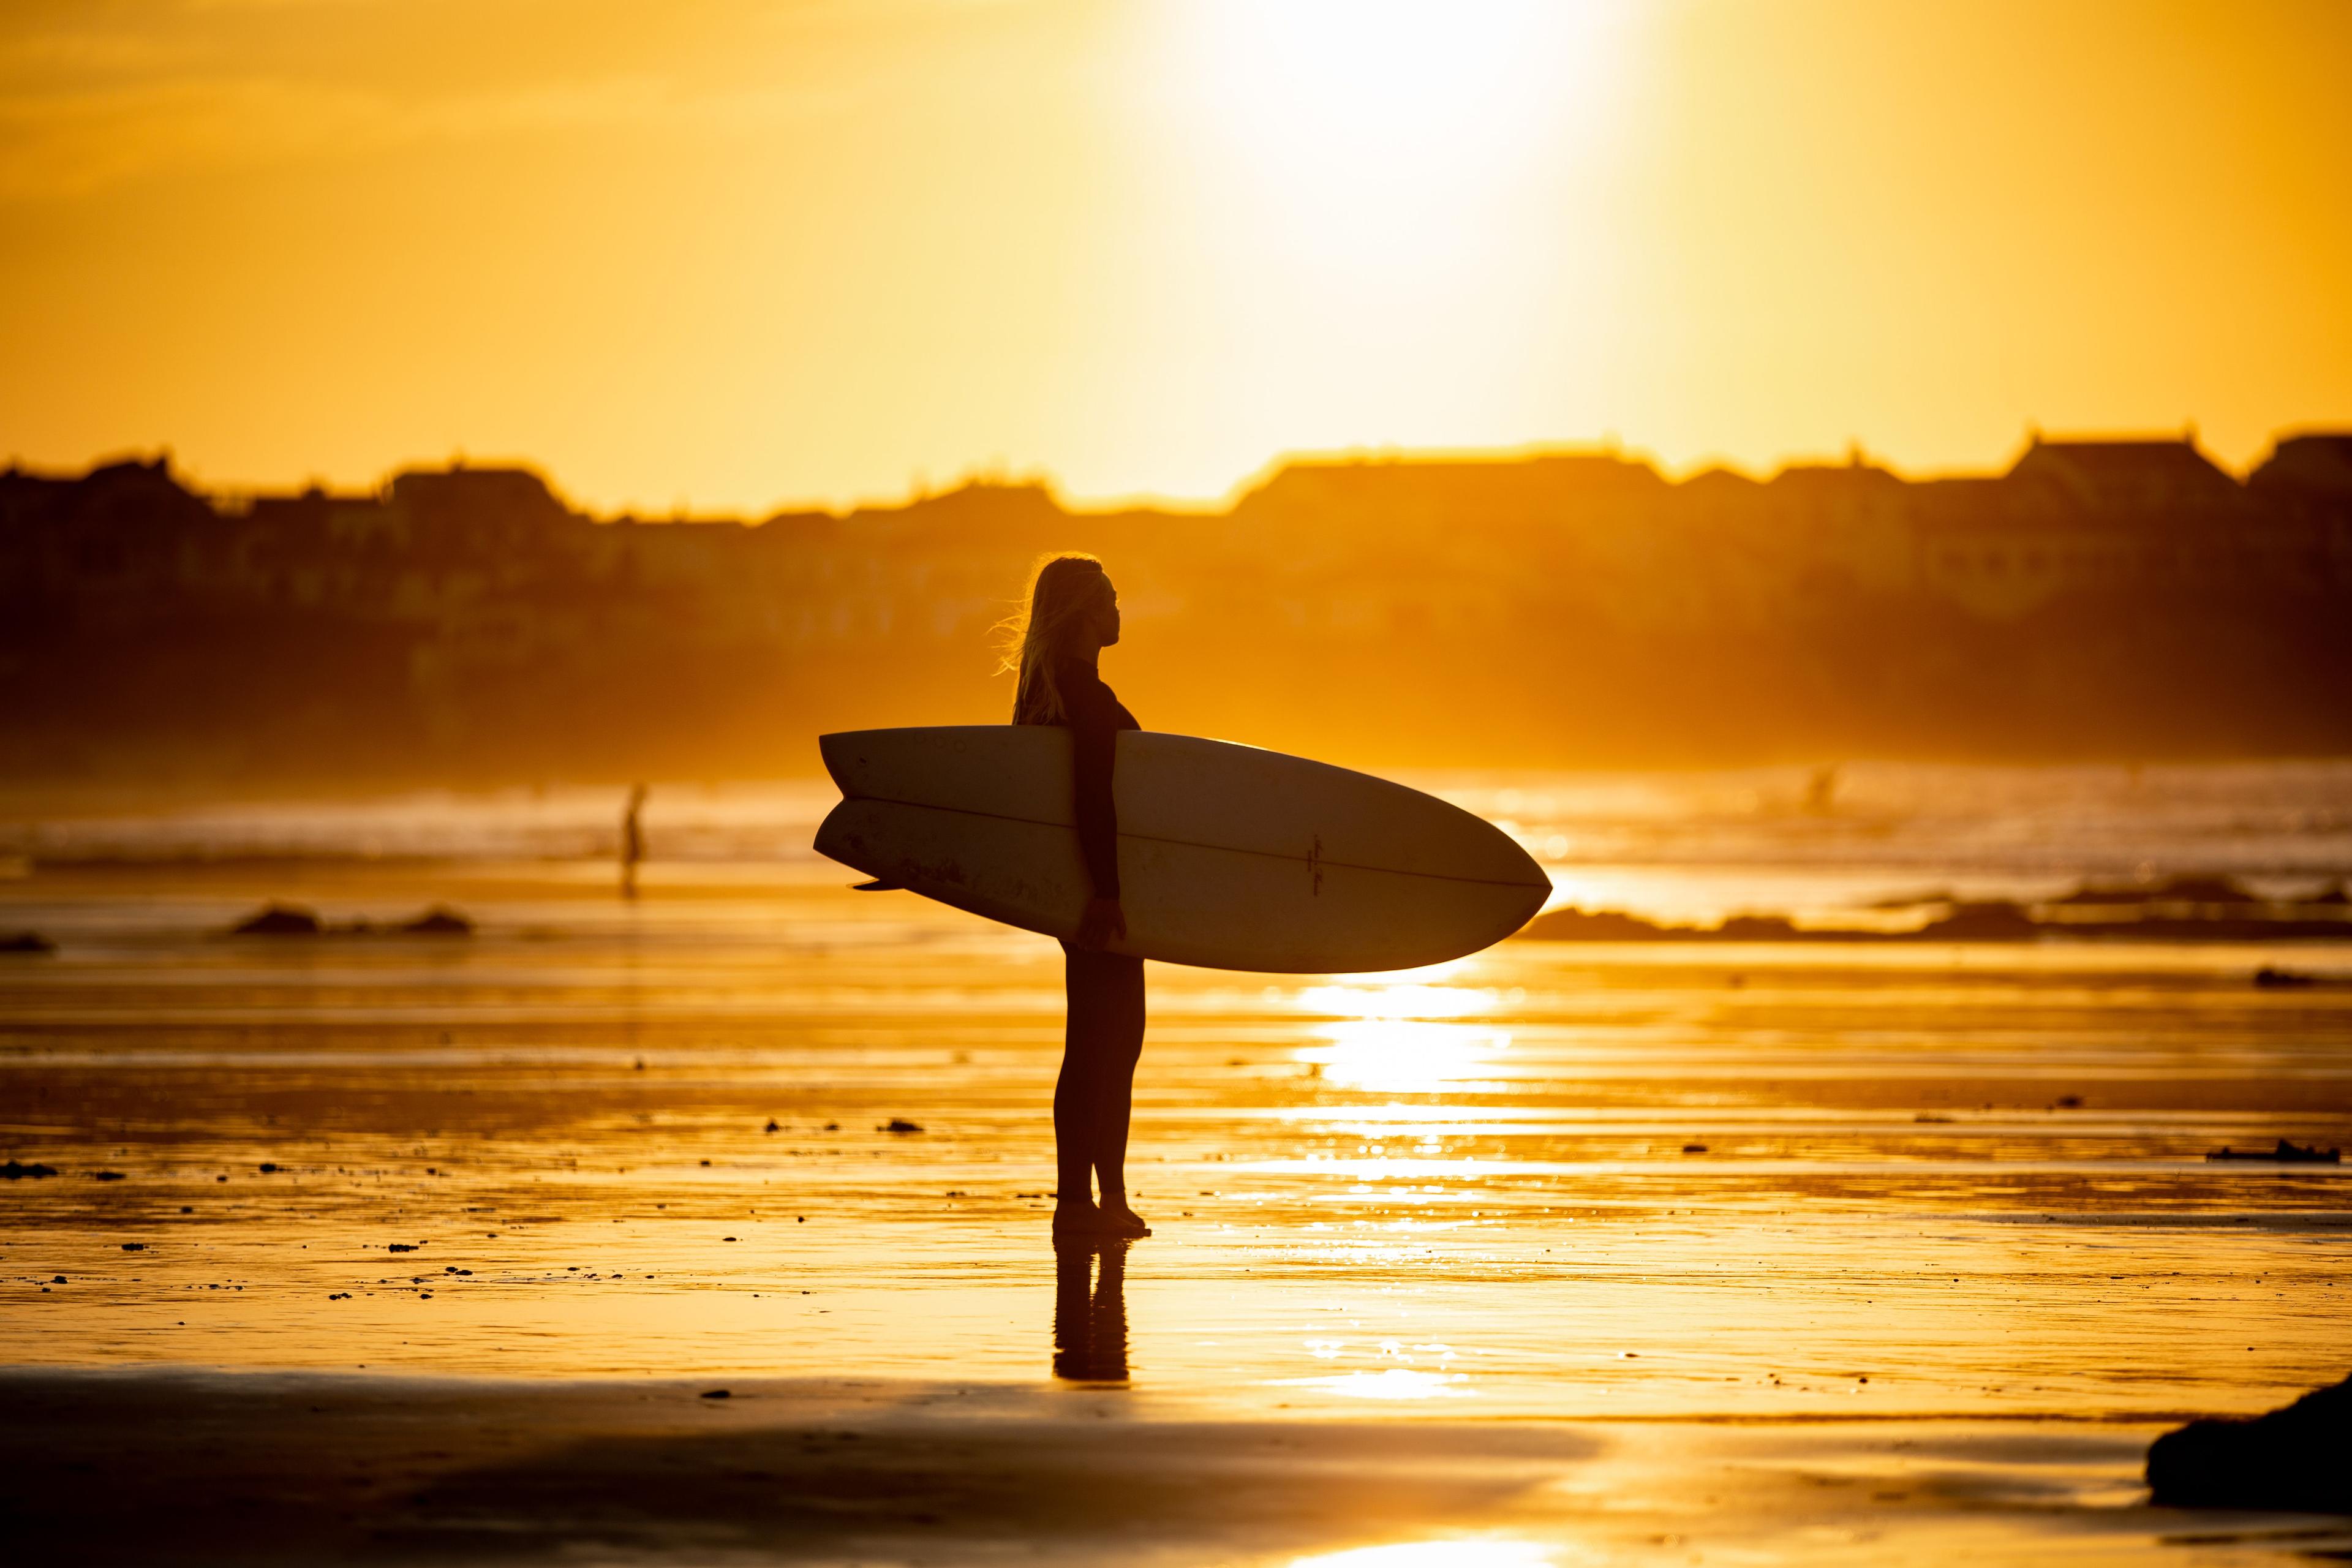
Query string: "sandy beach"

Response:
xmin=3 ymin=771 xmax=2349 ymax=1563
xmin=10 ymin=1368 xmax=2317 ymax=1566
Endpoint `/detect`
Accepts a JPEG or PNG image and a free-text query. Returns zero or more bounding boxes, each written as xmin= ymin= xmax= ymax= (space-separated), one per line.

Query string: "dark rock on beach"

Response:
xmin=0 ymin=931 xmax=56 ymax=954
xmin=230 ymin=903 xmax=475 ymax=937
xmin=1517 ymin=886 xmax=2352 ymax=944
xmin=2206 ymin=1139 xmax=2340 ymax=1164
xmin=2147 ymin=1374 xmax=2352 ymax=1512
xmin=1516 ymin=907 xmax=1676 ymax=941
xmin=1715 ymin=914 xmax=1800 ymax=940
xmin=880 ymin=1119 xmax=925 ymax=1134
xmin=1515 ymin=902 xmax=2043 ymax=943
xmin=2054 ymin=874 xmax=2261 ymax=907
xmin=233 ymin=904 xmax=323 ymax=936
xmin=1 ymin=1160 xmax=59 ymax=1179
xmin=1913 ymin=901 xmax=2040 ymax=940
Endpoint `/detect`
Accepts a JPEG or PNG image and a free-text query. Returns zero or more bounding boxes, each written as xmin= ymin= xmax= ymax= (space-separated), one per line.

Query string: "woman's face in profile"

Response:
xmin=1091 ymin=575 xmax=1121 ymax=647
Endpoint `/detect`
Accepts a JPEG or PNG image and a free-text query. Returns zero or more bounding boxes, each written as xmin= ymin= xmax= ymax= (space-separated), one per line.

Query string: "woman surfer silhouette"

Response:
xmin=1003 ymin=554 xmax=1151 ymax=1240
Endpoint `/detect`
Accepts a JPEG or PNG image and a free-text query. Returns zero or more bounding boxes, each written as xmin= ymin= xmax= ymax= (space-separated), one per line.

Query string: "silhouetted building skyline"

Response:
xmin=4 ymin=429 xmax=2348 ymax=782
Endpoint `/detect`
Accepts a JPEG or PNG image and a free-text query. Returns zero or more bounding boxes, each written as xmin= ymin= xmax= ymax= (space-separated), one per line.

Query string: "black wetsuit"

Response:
xmin=1018 ymin=655 xmax=1143 ymax=1206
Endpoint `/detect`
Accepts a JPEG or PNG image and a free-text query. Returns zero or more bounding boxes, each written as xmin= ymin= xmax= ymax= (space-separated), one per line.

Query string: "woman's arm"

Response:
xmin=1061 ymin=663 xmax=1126 ymax=946
xmin=1071 ymin=717 xmax=1121 ymax=902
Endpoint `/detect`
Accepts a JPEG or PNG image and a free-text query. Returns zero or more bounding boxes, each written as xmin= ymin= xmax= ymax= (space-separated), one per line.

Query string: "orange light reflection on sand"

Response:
xmin=1290 ymin=1544 xmax=1554 ymax=1568
xmin=1293 ymin=974 xmax=1510 ymax=1094
xmin=1297 ymin=1020 xmax=1513 ymax=1096
xmin=1270 ymin=1368 xmax=1471 ymax=1402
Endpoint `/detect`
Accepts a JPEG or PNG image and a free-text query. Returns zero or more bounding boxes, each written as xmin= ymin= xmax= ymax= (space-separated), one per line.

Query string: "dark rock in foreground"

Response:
xmin=1 ymin=1160 xmax=59 ymax=1179
xmin=1 ymin=930 xmax=56 ymax=953
xmin=2148 ymin=1375 xmax=2352 ymax=1512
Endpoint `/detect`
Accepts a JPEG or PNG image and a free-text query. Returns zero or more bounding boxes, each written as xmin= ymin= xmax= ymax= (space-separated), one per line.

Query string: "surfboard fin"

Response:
xmin=851 ymin=878 xmax=906 ymax=892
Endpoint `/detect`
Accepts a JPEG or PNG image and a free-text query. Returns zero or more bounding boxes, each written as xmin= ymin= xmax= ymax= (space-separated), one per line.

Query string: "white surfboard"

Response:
xmin=813 ymin=727 xmax=1550 ymax=973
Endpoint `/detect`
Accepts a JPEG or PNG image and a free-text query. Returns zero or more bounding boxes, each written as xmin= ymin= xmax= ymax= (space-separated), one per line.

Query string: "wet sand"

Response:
xmin=3 ymin=845 xmax=2350 ymax=1562
xmin=12 ymin=1367 xmax=2332 ymax=1566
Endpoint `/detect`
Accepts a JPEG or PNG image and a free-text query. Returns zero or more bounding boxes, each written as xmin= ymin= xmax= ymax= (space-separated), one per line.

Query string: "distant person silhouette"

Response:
xmin=1005 ymin=554 xmax=1150 ymax=1239
xmin=1051 ymin=1235 xmax=1130 ymax=1381
xmin=620 ymin=783 xmax=647 ymax=899
xmin=1804 ymin=764 xmax=1838 ymax=816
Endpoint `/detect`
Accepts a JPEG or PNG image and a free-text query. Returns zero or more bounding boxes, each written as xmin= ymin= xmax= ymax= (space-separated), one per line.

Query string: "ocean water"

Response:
xmin=10 ymin=758 xmax=2350 ymax=908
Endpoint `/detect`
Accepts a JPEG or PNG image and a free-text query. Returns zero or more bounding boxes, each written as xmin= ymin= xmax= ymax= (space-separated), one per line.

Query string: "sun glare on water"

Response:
xmin=1298 ymin=1019 xmax=1513 ymax=1096
xmin=1287 ymin=978 xmax=1510 ymax=1093
xmin=1289 ymin=1539 xmax=1557 ymax=1568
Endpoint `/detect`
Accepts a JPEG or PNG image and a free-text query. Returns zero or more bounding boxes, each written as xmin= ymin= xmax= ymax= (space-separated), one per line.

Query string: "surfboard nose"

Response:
xmin=1503 ymin=871 xmax=1553 ymax=938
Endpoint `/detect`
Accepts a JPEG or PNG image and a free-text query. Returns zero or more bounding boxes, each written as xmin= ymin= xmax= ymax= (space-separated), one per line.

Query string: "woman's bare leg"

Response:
xmin=1057 ymin=946 xmax=1148 ymax=1235
xmin=1090 ymin=954 xmax=1148 ymax=1234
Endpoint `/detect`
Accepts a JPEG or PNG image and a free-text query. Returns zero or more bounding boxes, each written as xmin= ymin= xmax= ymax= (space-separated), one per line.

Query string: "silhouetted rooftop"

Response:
xmin=2008 ymin=434 xmax=2240 ymax=511
xmin=2250 ymin=434 xmax=2352 ymax=497
xmin=388 ymin=466 xmax=568 ymax=515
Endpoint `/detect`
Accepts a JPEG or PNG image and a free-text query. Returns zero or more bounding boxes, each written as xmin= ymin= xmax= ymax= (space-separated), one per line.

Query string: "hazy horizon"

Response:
xmin=23 ymin=418 xmax=2344 ymax=521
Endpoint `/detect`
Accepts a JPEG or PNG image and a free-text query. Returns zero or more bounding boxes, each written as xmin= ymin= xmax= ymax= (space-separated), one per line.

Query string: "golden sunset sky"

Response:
xmin=4 ymin=0 xmax=2349 ymax=513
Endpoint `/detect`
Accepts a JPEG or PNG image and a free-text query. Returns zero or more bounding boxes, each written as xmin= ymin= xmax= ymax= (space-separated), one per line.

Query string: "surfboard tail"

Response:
xmin=812 ymin=799 xmax=879 ymax=878
xmin=816 ymin=733 xmax=859 ymax=794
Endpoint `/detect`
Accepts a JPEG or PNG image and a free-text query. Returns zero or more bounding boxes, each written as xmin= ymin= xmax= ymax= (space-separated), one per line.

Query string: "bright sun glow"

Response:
xmin=1153 ymin=0 xmax=1630 ymax=341
xmin=1183 ymin=0 xmax=1596 ymax=170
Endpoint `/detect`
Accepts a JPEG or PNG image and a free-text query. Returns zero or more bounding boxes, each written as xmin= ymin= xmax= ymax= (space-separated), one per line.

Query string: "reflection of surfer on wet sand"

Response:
xmin=1003 ymin=555 xmax=1153 ymax=1241
xmin=1053 ymin=1236 xmax=1129 ymax=1382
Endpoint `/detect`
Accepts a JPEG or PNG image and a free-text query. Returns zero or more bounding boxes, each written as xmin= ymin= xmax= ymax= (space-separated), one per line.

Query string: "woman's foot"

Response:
xmin=1097 ymin=1203 xmax=1152 ymax=1238
xmin=1051 ymin=1201 xmax=1101 ymax=1237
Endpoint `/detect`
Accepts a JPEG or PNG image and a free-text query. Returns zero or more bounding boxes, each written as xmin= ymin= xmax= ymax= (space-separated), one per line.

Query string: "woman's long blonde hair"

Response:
xmin=998 ymin=552 xmax=1106 ymax=724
